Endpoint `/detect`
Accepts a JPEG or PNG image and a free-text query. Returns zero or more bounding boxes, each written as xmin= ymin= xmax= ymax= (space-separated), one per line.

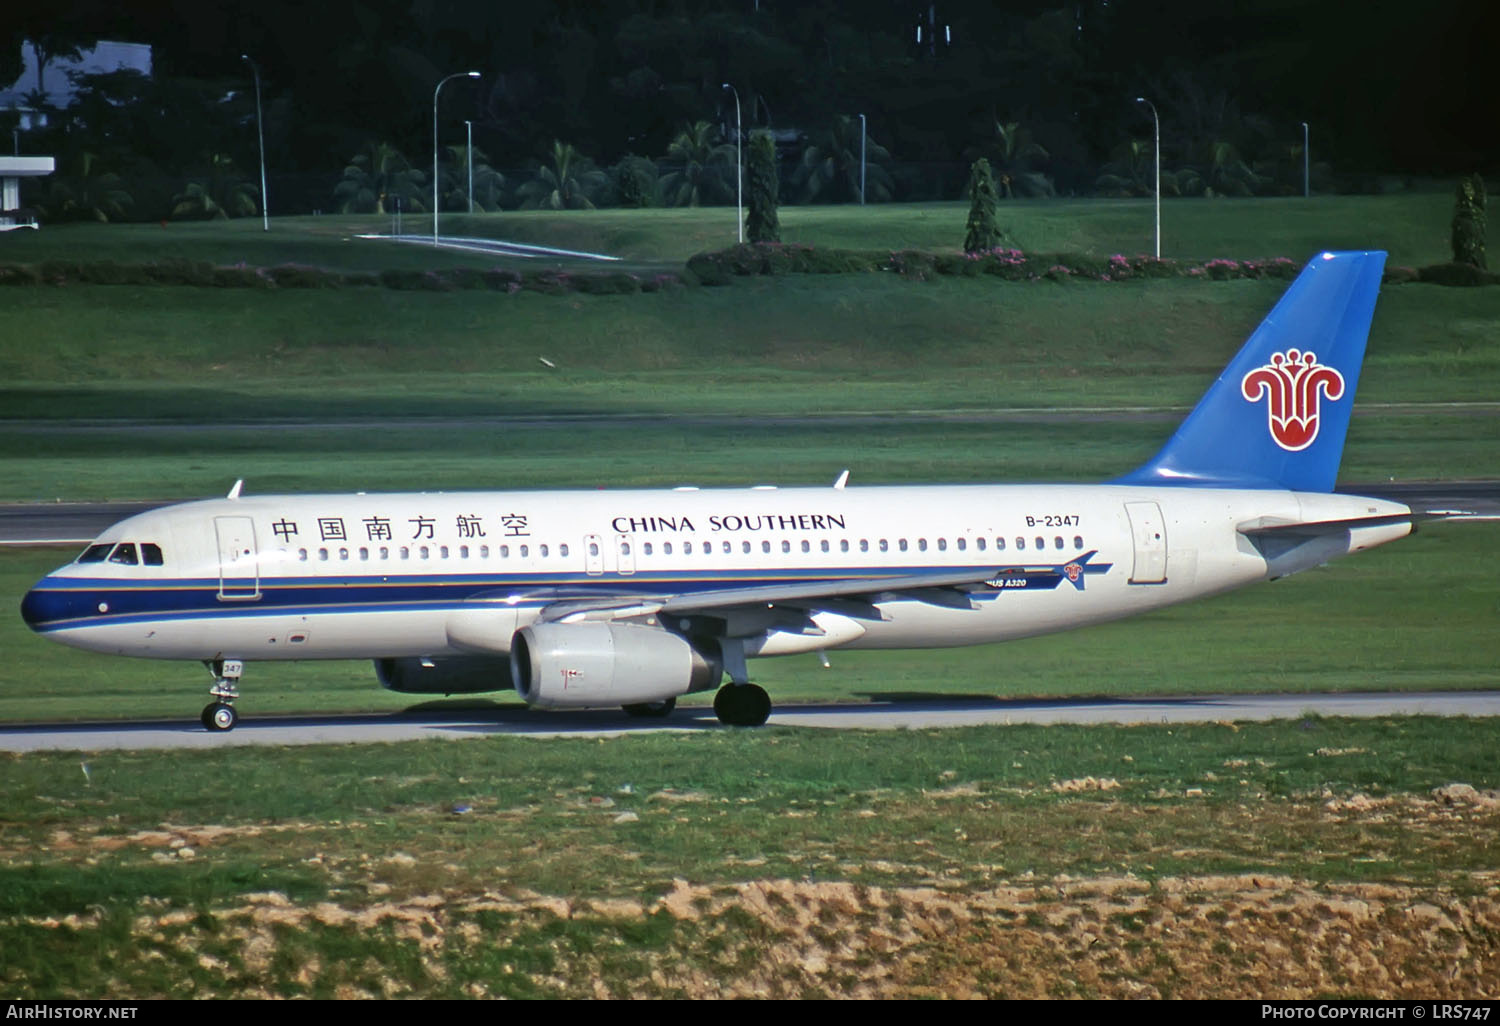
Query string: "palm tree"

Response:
xmin=516 ymin=141 xmax=606 ymax=210
xmin=1094 ymin=138 xmax=1153 ymax=198
xmin=658 ymin=122 xmax=735 ymax=208
xmin=795 ymin=116 xmax=892 ymax=204
xmin=40 ymin=152 xmax=133 ymax=222
xmin=333 ymin=142 xmax=427 ymax=214
xmin=979 ymin=120 xmax=1055 ymax=199
xmin=440 ymin=144 xmax=506 ymax=212
xmin=172 ymin=154 xmax=258 ymax=219
xmin=1202 ymin=140 xmax=1264 ymax=197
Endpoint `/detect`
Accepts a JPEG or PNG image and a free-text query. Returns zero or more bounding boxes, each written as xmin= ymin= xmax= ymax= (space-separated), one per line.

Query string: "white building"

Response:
xmin=0 ymin=156 xmax=54 ymax=229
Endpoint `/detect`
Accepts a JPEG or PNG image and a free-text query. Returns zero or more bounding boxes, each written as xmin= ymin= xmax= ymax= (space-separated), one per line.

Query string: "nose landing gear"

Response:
xmin=201 ymin=659 xmax=243 ymax=731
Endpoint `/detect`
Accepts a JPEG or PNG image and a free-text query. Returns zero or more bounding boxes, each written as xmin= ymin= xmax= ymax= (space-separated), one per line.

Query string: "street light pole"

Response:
xmin=433 ymin=71 xmax=479 ymax=245
xmin=1136 ymin=96 xmax=1160 ymax=259
xmin=465 ymin=120 xmax=473 ymax=213
xmin=722 ymin=82 xmax=742 ymax=244
xmin=858 ymin=113 xmax=866 ymax=205
xmin=241 ymin=54 xmax=268 ymax=232
xmin=1302 ymin=121 xmax=1310 ymax=198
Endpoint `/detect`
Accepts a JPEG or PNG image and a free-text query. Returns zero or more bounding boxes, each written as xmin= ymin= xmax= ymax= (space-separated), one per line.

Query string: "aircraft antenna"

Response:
xmin=227 ymin=479 xmax=244 ymax=500
xmin=833 ymin=469 xmax=850 ymax=490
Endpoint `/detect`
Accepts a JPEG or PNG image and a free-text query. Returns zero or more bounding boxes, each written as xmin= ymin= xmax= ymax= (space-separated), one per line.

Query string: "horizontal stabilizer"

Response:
xmin=1236 ymin=511 xmax=1413 ymax=537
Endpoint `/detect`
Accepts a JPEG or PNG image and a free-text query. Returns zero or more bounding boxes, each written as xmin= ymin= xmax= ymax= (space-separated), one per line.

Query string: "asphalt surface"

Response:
xmin=3 ymin=481 xmax=1497 ymax=546
xmin=3 ymin=690 xmax=1499 ymax=752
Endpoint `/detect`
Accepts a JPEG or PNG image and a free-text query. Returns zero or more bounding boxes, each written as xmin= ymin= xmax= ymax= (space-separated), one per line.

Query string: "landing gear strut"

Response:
xmin=713 ymin=683 xmax=771 ymax=727
xmin=201 ymin=658 xmax=243 ymax=731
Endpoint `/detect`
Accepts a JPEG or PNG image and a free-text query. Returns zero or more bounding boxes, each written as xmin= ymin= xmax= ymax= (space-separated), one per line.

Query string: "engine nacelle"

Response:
xmin=511 ymin=622 xmax=721 ymax=709
xmin=374 ymin=656 xmax=513 ymax=694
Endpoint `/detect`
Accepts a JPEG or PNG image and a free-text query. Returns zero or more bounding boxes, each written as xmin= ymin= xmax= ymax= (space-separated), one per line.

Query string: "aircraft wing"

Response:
xmin=535 ymin=551 xmax=1110 ymax=625
xmin=534 ymin=567 xmax=1003 ymax=624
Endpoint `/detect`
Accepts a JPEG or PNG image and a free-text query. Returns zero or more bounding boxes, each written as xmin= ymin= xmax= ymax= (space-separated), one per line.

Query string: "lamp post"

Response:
xmin=465 ymin=119 xmax=473 ymax=213
xmin=858 ymin=113 xmax=866 ymax=205
xmin=1135 ymin=96 xmax=1160 ymax=259
xmin=1302 ymin=121 xmax=1309 ymax=198
xmin=241 ymin=54 xmax=268 ymax=232
xmin=433 ymin=71 xmax=479 ymax=245
xmin=722 ymin=82 xmax=742 ymax=244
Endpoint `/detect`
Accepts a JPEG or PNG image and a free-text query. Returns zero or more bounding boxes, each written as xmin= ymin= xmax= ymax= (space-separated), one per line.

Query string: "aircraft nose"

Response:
xmin=20 ymin=577 xmax=73 ymax=632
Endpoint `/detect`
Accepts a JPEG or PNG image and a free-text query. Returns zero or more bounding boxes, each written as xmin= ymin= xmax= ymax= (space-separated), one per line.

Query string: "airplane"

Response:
xmin=21 ymin=249 xmax=1451 ymax=731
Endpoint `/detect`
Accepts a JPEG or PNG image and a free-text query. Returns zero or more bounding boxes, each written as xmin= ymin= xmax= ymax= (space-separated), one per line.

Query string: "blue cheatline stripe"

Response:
xmin=26 ymin=557 xmax=1113 ymax=632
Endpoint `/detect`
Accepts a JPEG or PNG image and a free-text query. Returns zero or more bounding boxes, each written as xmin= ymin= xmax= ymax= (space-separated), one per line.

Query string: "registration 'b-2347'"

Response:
xmin=21 ymin=251 xmax=1455 ymax=729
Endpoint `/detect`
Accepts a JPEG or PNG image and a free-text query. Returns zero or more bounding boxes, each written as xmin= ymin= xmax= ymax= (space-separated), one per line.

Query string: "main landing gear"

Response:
xmin=713 ymin=683 xmax=771 ymax=727
xmin=201 ymin=658 xmax=243 ymax=731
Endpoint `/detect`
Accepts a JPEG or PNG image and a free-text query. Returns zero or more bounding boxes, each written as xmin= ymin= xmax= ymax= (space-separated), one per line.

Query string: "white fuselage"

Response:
xmin=24 ymin=483 xmax=1412 ymax=664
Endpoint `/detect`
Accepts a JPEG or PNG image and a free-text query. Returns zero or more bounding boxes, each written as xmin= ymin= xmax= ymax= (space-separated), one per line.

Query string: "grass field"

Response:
xmin=2 ymin=717 xmax=1497 ymax=997
xmin=0 ymin=193 xmax=1464 ymax=268
xmin=0 ymin=273 xmax=1496 ymax=500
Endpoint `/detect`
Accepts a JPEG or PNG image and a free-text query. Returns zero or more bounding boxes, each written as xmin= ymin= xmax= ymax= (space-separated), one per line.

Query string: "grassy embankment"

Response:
xmin=0 ymin=200 xmax=1495 ymax=498
xmin=1 ymin=717 xmax=1497 ymax=997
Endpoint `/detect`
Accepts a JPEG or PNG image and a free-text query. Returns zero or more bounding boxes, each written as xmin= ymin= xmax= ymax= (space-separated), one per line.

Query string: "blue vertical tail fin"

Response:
xmin=1115 ymin=250 xmax=1386 ymax=492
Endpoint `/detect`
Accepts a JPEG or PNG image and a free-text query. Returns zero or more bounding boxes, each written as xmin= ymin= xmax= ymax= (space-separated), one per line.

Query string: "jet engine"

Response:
xmin=511 ymin=622 xmax=721 ymax=708
xmin=374 ymin=656 xmax=513 ymax=694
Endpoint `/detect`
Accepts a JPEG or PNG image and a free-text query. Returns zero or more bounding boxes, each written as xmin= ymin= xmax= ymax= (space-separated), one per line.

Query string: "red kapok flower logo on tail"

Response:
xmin=1240 ymin=349 xmax=1345 ymax=452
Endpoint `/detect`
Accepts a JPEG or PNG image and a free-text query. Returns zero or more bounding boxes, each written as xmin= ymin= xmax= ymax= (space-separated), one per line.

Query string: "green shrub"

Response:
xmin=266 ymin=264 xmax=342 ymax=288
xmin=1418 ymin=261 xmax=1500 ymax=286
xmin=574 ymin=271 xmax=642 ymax=295
xmin=211 ymin=265 xmax=272 ymax=288
xmin=481 ymin=268 xmax=523 ymax=291
xmin=962 ymin=159 xmax=1003 ymax=254
xmin=0 ymin=264 xmax=42 ymax=286
xmin=1451 ymin=174 xmax=1487 ymax=269
xmin=746 ymin=131 xmax=780 ymax=244
xmin=887 ymin=250 xmax=937 ymax=280
xmin=684 ymin=251 xmax=734 ymax=286
xmin=379 ymin=269 xmax=454 ymax=291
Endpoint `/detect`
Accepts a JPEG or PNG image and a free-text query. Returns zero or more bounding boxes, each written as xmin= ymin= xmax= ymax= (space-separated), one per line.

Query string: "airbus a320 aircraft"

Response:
xmin=23 ymin=251 xmax=1438 ymax=730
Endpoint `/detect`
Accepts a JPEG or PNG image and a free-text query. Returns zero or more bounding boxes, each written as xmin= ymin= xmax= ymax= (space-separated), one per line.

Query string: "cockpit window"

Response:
xmin=77 ymin=543 xmax=113 ymax=564
xmin=142 ymin=543 xmax=164 ymax=566
xmin=108 ymin=543 xmax=139 ymax=565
